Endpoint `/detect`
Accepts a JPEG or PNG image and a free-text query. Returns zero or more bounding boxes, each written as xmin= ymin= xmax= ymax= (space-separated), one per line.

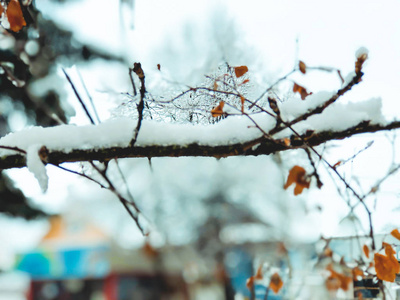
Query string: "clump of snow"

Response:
xmin=279 ymin=91 xmax=335 ymax=121
xmin=0 ymin=118 xmax=136 ymax=155
xmin=136 ymin=114 xmax=276 ymax=146
xmin=355 ymin=46 xmax=369 ymax=59
xmin=26 ymin=145 xmax=48 ymax=192
xmin=277 ymin=97 xmax=385 ymax=138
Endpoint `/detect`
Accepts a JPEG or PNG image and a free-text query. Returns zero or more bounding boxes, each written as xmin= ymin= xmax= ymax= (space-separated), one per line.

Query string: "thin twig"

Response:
xmin=76 ymin=68 xmax=101 ymax=124
xmin=62 ymin=68 xmax=96 ymax=125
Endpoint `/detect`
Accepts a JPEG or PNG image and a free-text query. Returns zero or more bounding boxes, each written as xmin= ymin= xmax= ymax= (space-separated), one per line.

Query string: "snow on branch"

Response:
xmin=0 ymin=118 xmax=399 ymax=170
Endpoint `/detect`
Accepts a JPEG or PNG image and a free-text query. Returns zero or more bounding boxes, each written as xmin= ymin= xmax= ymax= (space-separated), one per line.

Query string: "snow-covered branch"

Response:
xmin=0 ymin=118 xmax=399 ymax=170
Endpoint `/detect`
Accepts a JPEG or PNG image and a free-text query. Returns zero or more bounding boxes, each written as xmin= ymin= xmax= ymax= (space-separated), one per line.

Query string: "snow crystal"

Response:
xmin=26 ymin=145 xmax=49 ymax=192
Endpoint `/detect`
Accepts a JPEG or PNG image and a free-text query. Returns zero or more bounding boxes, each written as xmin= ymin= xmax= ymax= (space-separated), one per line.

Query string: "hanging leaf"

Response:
xmin=390 ymin=229 xmax=400 ymax=241
xmin=284 ymin=165 xmax=310 ymax=195
xmin=269 ymin=273 xmax=283 ymax=294
xmin=246 ymin=276 xmax=254 ymax=289
xmin=268 ymin=97 xmax=280 ymax=116
xmin=157 ymin=64 xmax=161 ymax=71
xmin=254 ymin=265 xmax=263 ymax=280
xmin=241 ymin=79 xmax=250 ymax=85
xmin=325 ymin=264 xmax=352 ymax=291
xmin=240 ymin=95 xmax=245 ymax=113
xmin=363 ymin=244 xmax=370 ymax=258
xmin=0 ymin=3 xmax=4 ymax=16
xmin=293 ymin=82 xmax=312 ymax=100
xmin=374 ymin=243 xmax=400 ymax=282
xmin=211 ymin=101 xmax=225 ymax=117
xmin=299 ymin=60 xmax=307 ymax=74
xmin=213 ymin=80 xmax=218 ymax=91
xmin=142 ymin=241 xmax=159 ymax=259
xmin=352 ymin=267 xmax=364 ymax=281
xmin=234 ymin=66 xmax=248 ymax=78
xmin=6 ymin=0 xmax=26 ymax=32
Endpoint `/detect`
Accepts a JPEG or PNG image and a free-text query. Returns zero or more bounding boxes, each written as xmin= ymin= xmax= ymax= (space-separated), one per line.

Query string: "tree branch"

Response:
xmin=1 ymin=120 xmax=400 ymax=170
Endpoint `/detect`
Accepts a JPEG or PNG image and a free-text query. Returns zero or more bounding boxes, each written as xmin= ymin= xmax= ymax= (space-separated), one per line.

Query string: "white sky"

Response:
xmin=2 ymin=0 xmax=400 ymax=265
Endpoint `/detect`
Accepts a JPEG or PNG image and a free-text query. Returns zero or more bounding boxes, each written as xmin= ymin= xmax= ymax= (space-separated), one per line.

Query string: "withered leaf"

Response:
xmin=213 ymin=80 xmax=218 ymax=90
xmin=157 ymin=64 xmax=161 ymax=71
xmin=293 ymin=82 xmax=312 ymax=100
xmin=254 ymin=265 xmax=263 ymax=280
xmin=234 ymin=66 xmax=248 ymax=78
xmin=299 ymin=60 xmax=307 ymax=74
xmin=352 ymin=267 xmax=364 ymax=281
xmin=326 ymin=264 xmax=352 ymax=291
xmin=246 ymin=276 xmax=254 ymax=290
xmin=0 ymin=3 xmax=4 ymax=16
xmin=390 ymin=229 xmax=400 ymax=241
xmin=241 ymin=79 xmax=250 ymax=85
xmin=374 ymin=243 xmax=400 ymax=282
xmin=211 ymin=101 xmax=225 ymax=118
xmin=7 ymin=0 xmax=26 ymax=32
xmin=269 ymin=273 xmax=283 ymax=294
xmin=284 ymin=165 xmax=310 ymax=195
xmin=240 ymin=96 xmax=245 ymax=113
xmin=142 ymin=241 xmax=159 ymax=259
xmin=363 ymin=244 xmax=370 ymax=258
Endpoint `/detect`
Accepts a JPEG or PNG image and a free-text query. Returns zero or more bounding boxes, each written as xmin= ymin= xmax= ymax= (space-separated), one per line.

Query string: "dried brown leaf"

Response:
xmin=211 ymin=101 xmax=225 ymax=118
xmin=234 ymin=66 xmax=248 ymax=78
xmin=299 ymin=60 xmax=307 ymax=74
xmin=6 ymin=0 xmax=26 ymax=32
xmin=390 ymin=229 xmax=400 ymax=241
xmin=269 ymin=273 xmax=283 ymax=294
xmin=293 ymin=82 xmax=312 ymax=100
xmin=284 ymin=165 xmax=310 ymax=195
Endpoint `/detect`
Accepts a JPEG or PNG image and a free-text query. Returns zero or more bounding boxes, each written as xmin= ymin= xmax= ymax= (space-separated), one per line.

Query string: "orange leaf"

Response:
xmin=326 ymin=264 xmax=352 ymax=291
xmin=213 ymin=80 xmax=218 ymax=90
xmin=283 ymin=138 xmax=291 ymax=147
xmin=234 ymin=66 xmax=248 ymax=78
xmin=241 ymin=79 xmax=250 ymax=85
xmin=391 ymin=229 xmax=400 ymax=241
xmin=352 ymin=267 xmax=364 ymax=281
xmin=246 ymin=276 xmax=254 ymax=290
xmin=299 ymin=60 xmax=307 ymax=74
xmin=6 ymin=0 xmax=26 ymax=32
xmin=0 ymin=3 xmax=4 ymax=16
xmin=363 ymin=244 xmax=370 ymax=258
xmin=142 ymin=241 xmax=158 ymax=259
xmin=324 ymin=247 xmax=333 ymax=258
xmin=333 ymin=161 xmax=342 ymax=168
xmin=293 ymin=82 xmax=312 ymax=100
xmin=269 ymin=273 xmax=283 ymax=294
xmin=254 ymin=265 xmax=263 ymax=280
xmin=374 ymin=243 xmax=400 ymax=282
xmin=240 ymin=95 xmax=245 ymax=113
xmin=211 ymin=101 xmax=225 ymax=118
xmin=284 ymin=165 xmax=310 ymax=195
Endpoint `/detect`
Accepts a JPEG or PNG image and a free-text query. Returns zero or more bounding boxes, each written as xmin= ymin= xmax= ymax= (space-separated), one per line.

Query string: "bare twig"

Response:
xmin=62 ymin=68 xmax=96 ymax=125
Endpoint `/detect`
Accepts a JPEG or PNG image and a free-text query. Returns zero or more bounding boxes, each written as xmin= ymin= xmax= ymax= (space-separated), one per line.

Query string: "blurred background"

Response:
xmin=1 ymin=0 xmax=400 ymax=299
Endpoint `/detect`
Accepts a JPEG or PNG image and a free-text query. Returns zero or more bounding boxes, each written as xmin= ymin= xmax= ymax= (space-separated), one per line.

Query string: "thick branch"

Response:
xmin=1 ymin=120 xmax=399 ymax=170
